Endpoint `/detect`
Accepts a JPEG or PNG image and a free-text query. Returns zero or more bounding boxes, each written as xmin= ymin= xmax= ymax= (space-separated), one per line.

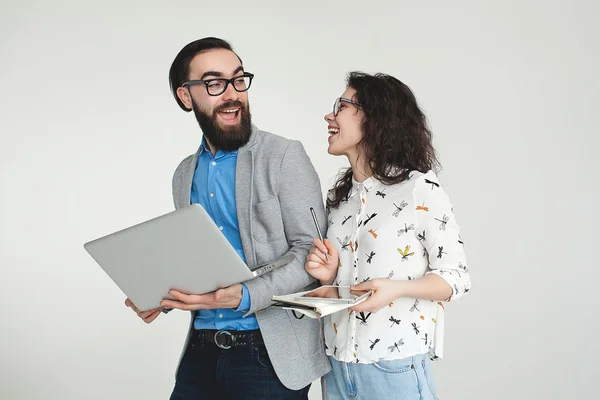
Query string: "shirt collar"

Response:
xmin=198 ymin=137 xmax=238 ymax=158
xmin=349 ymin=176 xmax=376 ymax=198
xmin=199 ymin=137 xmax=210 ymax=155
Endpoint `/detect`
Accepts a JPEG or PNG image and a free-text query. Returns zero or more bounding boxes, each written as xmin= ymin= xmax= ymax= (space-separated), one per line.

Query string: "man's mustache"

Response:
xmin=215 ymin=101 xmax=245 ymax=113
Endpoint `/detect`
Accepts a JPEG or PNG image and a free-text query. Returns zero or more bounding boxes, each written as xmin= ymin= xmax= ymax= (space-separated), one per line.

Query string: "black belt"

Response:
xmin=192 ymin=329 xmax=264 ymax=350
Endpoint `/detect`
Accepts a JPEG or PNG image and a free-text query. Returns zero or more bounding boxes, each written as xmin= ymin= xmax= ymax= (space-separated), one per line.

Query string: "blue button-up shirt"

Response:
xmin=190 ymin=139 xmax=258 ymax=331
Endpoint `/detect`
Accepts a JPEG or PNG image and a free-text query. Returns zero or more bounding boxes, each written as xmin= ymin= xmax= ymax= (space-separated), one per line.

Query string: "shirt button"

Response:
xmin=218 ymin=314 xmax=223 ymax=318
xmin=212 ymin=161 xmax=216 ymax=166
xmin=219 ymin=226 xmax=224 ymax=231
xmin=210 ymin=193 xmax=214 ymax=198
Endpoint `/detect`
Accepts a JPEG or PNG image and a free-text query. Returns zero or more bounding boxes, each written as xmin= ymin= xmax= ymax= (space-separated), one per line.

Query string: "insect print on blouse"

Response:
xmin=386 ymin=270 xmax=395 ymax=279
xmin=397 ymin=223 xmax=415 ymax=237
xmin=337 ymin=236 xmax=351 ymax=251
xmin=437 ymin=246 xmax=447 ymax=259
xmin=411 ymin=322 xmax=420 ymax=335
xmin=409 ymin=299 xmax=420 ymax=313
xmin=416 ymin=202 xmax=429 ymax=212
xmin=366 ymin=251 xmax=376 ymax=263
xmin=389 ymin=316 xmax=401 ymax=327
xmin=342 ymin=215 xmax=352 ymax=226
xmin=349 ymin=240 xmax=358 ymax=252
xmin=368 ymin=229 xmax=378 ymax=238
xmin=375 ymin=189 xmax=387 ymax=198
xmin=356 ymin=311 xmax=372 ymax=326
xmin=458 ymin=234 xmax=464 ymax=245
xmin=435 ymin=214 xmax=449 ymax=230
xmin=360 ymin=213 xmax=377 ymax=226
xmin=422 ymin=333 xmax=428 ymax=345
xmin=458 ymin=262 xmax=468 ymax=272
xmin=388 ymin=338 xmax=405 ymax=353
xmin=424 ymin=179 xmax=440 ymax=190
xmin=392 ymin=201 xmax=408 ymax=217
xmin=369 ymin=338 xmax=380 ymax=350
xmin=397 ymin=245 xmax=415 ymax=261
xmin=360 ymin=277 xmax=370 ymax=284
xmin=328 ymin=215 xmax=334 ymax=227
xmin=417 ymin=230 xmax=426 ymax=242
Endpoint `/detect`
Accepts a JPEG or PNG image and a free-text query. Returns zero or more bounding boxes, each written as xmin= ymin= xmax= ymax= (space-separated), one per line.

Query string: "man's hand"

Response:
xmin=160 ymin=283 xmax=243 ymax=311
xmin=125 ymin=298 xmax=161 ymax=324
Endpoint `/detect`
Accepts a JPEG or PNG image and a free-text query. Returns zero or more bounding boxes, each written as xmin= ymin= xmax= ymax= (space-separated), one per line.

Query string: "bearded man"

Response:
xmin=124 ymin=37 xmax=330 ymax=400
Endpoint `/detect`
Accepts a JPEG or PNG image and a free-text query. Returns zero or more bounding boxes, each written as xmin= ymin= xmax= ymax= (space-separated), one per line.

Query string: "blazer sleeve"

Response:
xmin=242 ymin=141 xmax=326 ymax=314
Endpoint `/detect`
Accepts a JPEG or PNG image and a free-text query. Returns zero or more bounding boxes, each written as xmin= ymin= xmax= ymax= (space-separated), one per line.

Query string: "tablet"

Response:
xmin=84 ymin=204 xmax=294 ymax=311
xmin=294 ymin=285 xmax=372 ymax=304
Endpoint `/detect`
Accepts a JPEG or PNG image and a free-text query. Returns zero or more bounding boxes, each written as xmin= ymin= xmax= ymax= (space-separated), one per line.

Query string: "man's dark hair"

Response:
xmin=169 ymin=37 xmax=243 ymax=112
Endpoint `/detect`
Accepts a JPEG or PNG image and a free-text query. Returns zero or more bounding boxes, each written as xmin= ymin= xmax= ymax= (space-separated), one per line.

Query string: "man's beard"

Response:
xmin=191 ymin=99 xmax=252 ymax=152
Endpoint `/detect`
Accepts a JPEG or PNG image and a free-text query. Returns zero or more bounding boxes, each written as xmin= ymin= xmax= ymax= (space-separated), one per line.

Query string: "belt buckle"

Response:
xmin=214 ymin=330 xmax=232 ymax=349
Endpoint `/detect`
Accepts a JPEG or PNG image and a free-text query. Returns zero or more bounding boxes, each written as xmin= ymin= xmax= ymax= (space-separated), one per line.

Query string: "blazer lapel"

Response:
xmin=176 ymin=150 xmax=199 ymax=209
xmin=235 ymin=126 xmax=259 ymax=267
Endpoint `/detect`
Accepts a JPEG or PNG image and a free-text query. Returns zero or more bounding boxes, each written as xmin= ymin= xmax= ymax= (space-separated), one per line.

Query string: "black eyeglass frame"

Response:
xmin=182 ymin=72 xmax=255 ymax=96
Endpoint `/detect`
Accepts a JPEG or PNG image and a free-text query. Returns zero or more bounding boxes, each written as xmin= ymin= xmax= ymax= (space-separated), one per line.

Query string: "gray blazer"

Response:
xmin=171 ymin=125 xmax=331 ymax=390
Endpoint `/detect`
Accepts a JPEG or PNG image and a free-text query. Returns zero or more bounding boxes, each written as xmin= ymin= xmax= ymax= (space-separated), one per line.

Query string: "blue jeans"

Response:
xmin=170 ymin=336 xmax=310 ymax=400
xmin=324 ymin=354 xmax=438 ymax=400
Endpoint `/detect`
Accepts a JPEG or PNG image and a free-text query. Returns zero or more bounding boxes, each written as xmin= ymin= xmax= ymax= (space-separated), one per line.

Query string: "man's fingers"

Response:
xmin=161 ymin=300 xmax=195 ymax=310
xmin=215 ymin=288 xmax=232 ymax=301
xmin=143 ymin=310 xmax=160 ymax=323
xmin=169 ymin=290 xmax=213 ymax=305
xmin=125 ymin=298 xmax=148 ymax=316
xmin=167 ymin=290 xmax=189 ymax=301
xmin=139 ymin=308 xmax=157 ymax=319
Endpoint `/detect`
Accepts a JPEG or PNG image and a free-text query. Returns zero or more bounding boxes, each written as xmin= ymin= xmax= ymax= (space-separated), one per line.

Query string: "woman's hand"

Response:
xmin=349 ymin=278 xmax=404 ymax=313
xmin=305 ymin=238 xmax=339 ymax=285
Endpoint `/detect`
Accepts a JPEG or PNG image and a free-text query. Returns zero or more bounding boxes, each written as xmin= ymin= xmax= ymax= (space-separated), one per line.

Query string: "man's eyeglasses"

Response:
xmin=333 ymin=97 xmax=362 ymax=116
xmin=182 ymin=73 xmax=255 ymax=96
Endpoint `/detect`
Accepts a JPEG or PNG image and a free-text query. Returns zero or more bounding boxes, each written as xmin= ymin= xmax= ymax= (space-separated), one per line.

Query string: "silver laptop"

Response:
xmin=84 ymin=204 xmax=294 ymax=311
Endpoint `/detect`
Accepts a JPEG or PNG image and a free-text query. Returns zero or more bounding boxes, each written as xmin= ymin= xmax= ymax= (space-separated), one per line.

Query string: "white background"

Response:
xmin=1 ymin=1 xmax=599 ymax=399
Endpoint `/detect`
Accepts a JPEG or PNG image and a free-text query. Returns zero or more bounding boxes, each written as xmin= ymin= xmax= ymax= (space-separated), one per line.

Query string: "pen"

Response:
xmin=310 ymin=207 xmax=329 ymax=261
